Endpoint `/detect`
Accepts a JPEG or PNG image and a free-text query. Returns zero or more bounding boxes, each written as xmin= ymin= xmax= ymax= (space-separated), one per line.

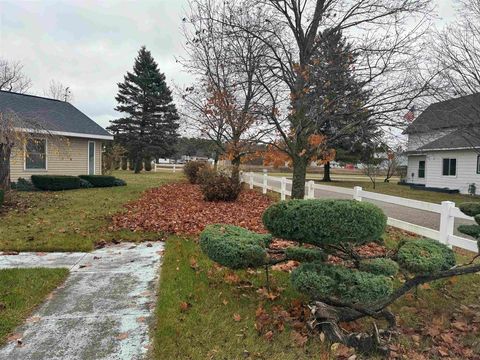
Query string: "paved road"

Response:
xmin=0 ymin=242 xmax=163 ymax=360
xmin=311 ymin=187 xmax=475 ymax=237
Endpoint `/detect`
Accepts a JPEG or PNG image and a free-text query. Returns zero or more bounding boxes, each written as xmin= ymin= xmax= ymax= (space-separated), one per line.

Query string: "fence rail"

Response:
xmin=241 ymin=172 xmax=478 ymax=254
xmin=154 ymin=163 xmax=184 ymax=173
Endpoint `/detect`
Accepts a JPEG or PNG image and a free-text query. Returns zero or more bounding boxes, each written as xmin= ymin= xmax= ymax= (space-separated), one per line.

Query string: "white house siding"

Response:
xmin=407 ymin=155 xmax=427 ymax=185
xmin=10 ymin=136 xmax=102 ymax=182
xmin=407 ymin=129 xmax=455 ymax=151
xmin=423 ymin=150 xmax=480 ymax=194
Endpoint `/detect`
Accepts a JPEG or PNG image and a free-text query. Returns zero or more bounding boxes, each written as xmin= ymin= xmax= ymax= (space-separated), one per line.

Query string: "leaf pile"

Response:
xmin=110 ymin=183 xmax=272 ymax=235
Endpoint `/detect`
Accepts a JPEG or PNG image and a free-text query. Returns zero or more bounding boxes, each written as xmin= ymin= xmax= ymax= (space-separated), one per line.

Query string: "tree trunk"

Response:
xmin=0 ymin=144 xmax=12 ymax=191
xmin=134 ymin=156 xmax=143 ymax=174
xmin=231 ymin=157 xmax=241 ymax=187
xmin=323 ymin=161 xmax=331 ymax=182
xmin=213 ymin=152 xmax=219 ymax=171
xmin=291 ymin=156 xmax=307 ymax=199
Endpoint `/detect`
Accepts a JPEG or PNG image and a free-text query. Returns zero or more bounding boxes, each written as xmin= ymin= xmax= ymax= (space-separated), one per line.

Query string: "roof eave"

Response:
xmin=15 ymin=128 xmax=114 ymax=141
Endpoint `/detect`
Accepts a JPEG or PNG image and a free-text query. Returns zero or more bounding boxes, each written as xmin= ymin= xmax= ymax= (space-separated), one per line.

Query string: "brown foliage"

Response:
xmin=110 ymin=182 xmax=272 ymax=235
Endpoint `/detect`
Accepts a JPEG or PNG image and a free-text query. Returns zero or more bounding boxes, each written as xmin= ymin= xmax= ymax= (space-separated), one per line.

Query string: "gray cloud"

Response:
xmin=0 ymin=0 xmax=455 ymax=131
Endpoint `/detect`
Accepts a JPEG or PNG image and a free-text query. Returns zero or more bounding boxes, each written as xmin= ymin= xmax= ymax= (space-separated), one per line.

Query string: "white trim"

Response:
xmin=87 ymin=141 xmax=96 ymax=175
xmin=15 ymin=127 xmax=114 ymax=140
xmin=24 ymin=138 xmax=48 ymax=171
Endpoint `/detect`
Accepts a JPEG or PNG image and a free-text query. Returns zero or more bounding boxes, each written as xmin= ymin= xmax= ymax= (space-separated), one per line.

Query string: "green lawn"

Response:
xmin=0 ymin=268 xmax=69 ymax=345
xmin=0 ymin=171 xmax=182 ymax=252
xmin=153 ymin=234 xmax=480 ymax=359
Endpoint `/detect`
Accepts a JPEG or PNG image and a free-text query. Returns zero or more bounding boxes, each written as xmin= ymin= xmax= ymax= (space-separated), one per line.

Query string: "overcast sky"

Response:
xmin=0 ymin=0 xmax=457 ymax=132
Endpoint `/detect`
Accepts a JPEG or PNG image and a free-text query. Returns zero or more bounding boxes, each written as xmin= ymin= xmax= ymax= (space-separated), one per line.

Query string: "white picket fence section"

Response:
xmin=154 ymin=163 xmax=184 ymax=173
xmin=241 ymin=172 xmax=479 ymax=253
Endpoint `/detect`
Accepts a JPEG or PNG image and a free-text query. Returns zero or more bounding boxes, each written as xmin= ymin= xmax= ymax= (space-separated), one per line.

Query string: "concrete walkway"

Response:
xmin=0 ymin=242 xmax=164 ymax=360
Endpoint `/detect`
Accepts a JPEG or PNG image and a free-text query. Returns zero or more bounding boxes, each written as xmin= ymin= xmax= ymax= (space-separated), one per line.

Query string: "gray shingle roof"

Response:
xmin=0 ymin=90 xmax=112 ymax=138
xmin=418 ymin=128 xmax=480 ymax=151
xmin=405 ymin=93 xmax=480 ymax=134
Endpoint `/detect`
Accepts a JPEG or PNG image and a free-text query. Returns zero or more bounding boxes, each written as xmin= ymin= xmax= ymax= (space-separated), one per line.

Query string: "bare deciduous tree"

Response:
xmin=44 ymin=79 xmax=73 ymax=102
xmin=180 ymin=0 xmax=277 ymax=183
xmin=212 ymin=0 xmax=434 ymax=198
xmin=0 ymin=59 xmax=31 ymax=94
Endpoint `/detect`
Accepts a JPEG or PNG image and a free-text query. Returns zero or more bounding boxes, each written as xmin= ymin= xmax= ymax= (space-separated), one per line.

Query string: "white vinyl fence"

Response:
xmin=154 ymin=163 xmax=184 ymax=173
xmin=241 ymin=172 xmax=479 ymax=253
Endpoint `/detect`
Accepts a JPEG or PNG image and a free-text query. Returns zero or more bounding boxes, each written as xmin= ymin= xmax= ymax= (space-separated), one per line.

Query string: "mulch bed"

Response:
xmin=110 ymin=182 xmax=273 ymax=235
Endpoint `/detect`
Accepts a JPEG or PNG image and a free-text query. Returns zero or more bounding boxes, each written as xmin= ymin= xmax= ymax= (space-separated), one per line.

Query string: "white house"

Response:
xmin=405 ymin=93 xmax=480 ymax=195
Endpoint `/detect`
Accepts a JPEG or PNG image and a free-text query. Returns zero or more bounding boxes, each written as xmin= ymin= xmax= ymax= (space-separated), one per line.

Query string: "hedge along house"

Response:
xmin=405 ymin=93 xmax=480 ymax=195
xmin=0 ymin=90 xmax=113 ymax=183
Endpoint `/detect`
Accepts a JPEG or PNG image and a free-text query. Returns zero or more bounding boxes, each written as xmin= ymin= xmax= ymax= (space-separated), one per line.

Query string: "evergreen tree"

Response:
xmin=108 ymin=46 xmax=179 ymax=173
xmin=307 ymin=29 xmax=377 ymax=181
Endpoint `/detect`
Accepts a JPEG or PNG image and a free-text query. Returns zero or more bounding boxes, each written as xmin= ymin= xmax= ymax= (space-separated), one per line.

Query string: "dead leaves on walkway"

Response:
xmin=110 ymin=183 xmax=272 ymax=235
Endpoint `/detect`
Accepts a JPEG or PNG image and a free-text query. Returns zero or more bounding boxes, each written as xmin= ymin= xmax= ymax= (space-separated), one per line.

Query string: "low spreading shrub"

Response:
xmin=11 ymin=178 xmax=36 ymax=191
xmin=113 ymin=178 xmax=127 ymax=187
xmin=396 ymin=238 xmax=455 ymax=274
xmin=31 ymin=175 xmax=82 ymax=191
xmin=79 ymin=178 xmax=94 ymax=188
xmin=200 ymin=172 xmax=241 ymax=202
xmin=78 ymin=175 xmax=117 ymax=187
xmin=458 ymin=202 xmax=480 ymax=217
xmin=200 ymin=224 xmax=272 ymax=269
xmin=262 ymin=199 xmax=386 ymax=246
xmin=359 ymin=258 xmax=399 ymax=276
xmin=183 ymin=161 xmax=206 ymax=184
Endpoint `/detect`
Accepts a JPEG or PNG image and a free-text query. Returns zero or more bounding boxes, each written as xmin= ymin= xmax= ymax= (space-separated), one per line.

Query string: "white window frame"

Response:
xmin=24 ymin=138 xmax=48 ymax=171
xmin=442 ymin=158 xmax=457 ymax=177
xmin=87 ymin=141 xmax=96 ymax=175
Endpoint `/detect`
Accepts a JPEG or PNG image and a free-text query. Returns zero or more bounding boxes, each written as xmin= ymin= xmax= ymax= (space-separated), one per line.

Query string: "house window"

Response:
xmin=442 ymin=158 xmax=456 ymax=176
xmin=477 ymin=155 xmax=480 ymax=174
xmin=25 ymin=138 xmax=47 ymax=170
xmin=418 ymin=160 xmax=425 ymax=178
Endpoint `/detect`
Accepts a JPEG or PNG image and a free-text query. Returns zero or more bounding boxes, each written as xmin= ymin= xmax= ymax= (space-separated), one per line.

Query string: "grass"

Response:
xmin=0 ymin=268 xmax=69 ymax=345
xmin=0 ymin=171 xmax=182 ymax=252
xmin=266 ymin=171 xmax=479 ymax=204
xmin=153 ymin=234 xmax=480 ymax=359
xmin=152 ymin=236 xmax=329 ymax=360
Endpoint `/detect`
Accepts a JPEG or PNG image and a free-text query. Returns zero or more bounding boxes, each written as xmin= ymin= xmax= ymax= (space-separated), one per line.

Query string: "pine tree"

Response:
xmin=307 ymin=29 xmax=376 ymax=181
xmin=108 ymin=46 xmax=179 ymax=173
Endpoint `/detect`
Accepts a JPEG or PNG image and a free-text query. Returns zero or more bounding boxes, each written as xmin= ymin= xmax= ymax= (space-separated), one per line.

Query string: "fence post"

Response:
xmin=439 ymin=201 xmax=455 ymax=247
xmin=249 ymin=172 xmax=254 ymax=189
xmin=262 ymin=171 xmax=268 ymax=194
xmin=154 ymin=163 xmax=157 ymax=173
xmin=353 ymin=186 xmax=363 ymax=201
xmin=307 ymin=180 xmax=315 ymax=199
xmin=280 ymin=177 xmax=286 ymax=200
xmin=173 ymin=164 xmax=176 ymax=173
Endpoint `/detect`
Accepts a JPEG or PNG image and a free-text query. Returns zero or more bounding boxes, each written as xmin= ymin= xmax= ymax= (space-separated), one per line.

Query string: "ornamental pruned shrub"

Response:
xmin=262 ymin=199 xmax=386 ymax=246
xmin=457 ymin=202 xmax=480 ymax=252
xmin=200 ymin=224 xmax=272 ymax=269
xmin=199 ymin=199 xmax=480 ymax=354
xmin=396 ymin=238 xmax=455 ymax=274
xmin=183 ymin=161 xmax=206 ymax=184
xmin=291 ymin=262 xmax=394 ymax=304
xmin=359 ymin=258 xmax=399 ymax=277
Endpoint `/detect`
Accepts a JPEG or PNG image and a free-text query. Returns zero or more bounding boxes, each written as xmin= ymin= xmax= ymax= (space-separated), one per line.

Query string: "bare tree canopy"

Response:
xmin=191 ymin=0 xmax=433 ymax=197
xmin=43 ymin=79 xmax=73 ymax=102
xmin=0 ymin=59 xmax=32 ymax=94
